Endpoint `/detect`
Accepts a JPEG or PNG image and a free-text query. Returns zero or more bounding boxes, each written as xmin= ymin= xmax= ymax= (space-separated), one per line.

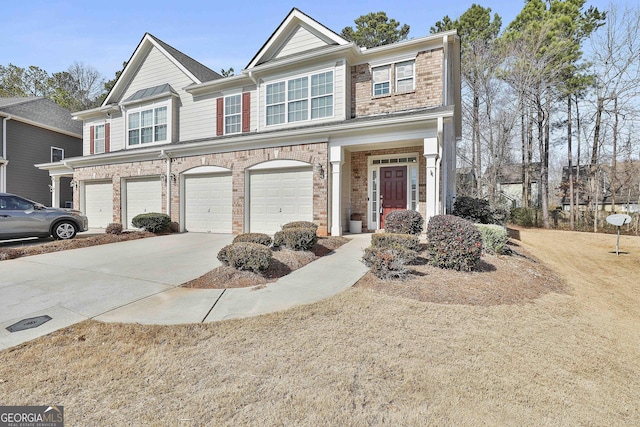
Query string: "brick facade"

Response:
xmin=351 ymin=48 xmax=443 ymax=118
xmin=74 ymin=143 xmax=328 ymax=236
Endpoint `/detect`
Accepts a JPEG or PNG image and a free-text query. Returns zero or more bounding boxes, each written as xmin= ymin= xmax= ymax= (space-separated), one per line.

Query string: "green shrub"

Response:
xmin=509 ymin=207 xmax=540 ymax=227
xmin=217 ymin=242 xmax=272 ymax=273
xmin=426 ymin=214 xmax=483 ymax=271
xmin=281 ymin=221 xmax=318 ymax=231
xmin=105 ymin=223 xmax=123 ymax=235
xmin=371 ymin=233 xmax=421 ymax=252
xmin=453 ymin=196 xmax=507 ymax=225
xmin=233 ymin=233 xmax=273 ymax=247
xmin=475 ymin=224 xmax=508 ymax=255
xmin=273 ymin=227 xmax=317 ymax=251
xmin=362 ymin=247 xmax=412 ymax=280
xmin=131 ymin=212 xmax=172 ymax=233
xmin=384 ymin=210 xmax=424 ymax=235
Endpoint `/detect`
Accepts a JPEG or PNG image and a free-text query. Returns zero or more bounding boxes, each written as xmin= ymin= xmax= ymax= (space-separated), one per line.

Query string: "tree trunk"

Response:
xmin=541 ymin=92 xmax=550 ymax=229
xmin=611 ymin=96 xmax=618 ymax=213
xmin=567 ymin=96 xmax=575 ymax=230
xmin=591 ymin=97 xmax=603 ymax=165
xmin=575 ymin=94 xmax=582 ymax=225
xmin=473 ymin=90 xmax=482 ymax=196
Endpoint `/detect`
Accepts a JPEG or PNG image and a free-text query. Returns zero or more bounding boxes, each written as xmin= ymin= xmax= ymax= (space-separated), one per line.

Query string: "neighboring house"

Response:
xmin=1 ymin=97 xmax=82 ymax=206
xmin=37 ymin=8 xmax=461 ymax=235
xmin=489 ymin=163 xmax=541 ymax=208
xmin=559 ymin=163 xmax=640 ymax=213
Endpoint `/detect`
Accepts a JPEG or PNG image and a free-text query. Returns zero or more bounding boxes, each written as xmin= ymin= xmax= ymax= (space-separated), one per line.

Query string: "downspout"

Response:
xmin=159 ymin=149 xmax=172 ymax=218
xmin=1 ymin=115 xmax=11 ymax=192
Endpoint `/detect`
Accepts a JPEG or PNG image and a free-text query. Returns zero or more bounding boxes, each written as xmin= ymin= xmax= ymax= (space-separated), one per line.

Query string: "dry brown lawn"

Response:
xmin=1 ymin=227 xmax=640 ymax=426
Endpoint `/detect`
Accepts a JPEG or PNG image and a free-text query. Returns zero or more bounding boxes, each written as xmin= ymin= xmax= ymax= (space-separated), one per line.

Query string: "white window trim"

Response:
xmin=395 ymin=61 xmax=416 ymax=93
xmin=94 ymin=124 xmax=105 ymax=154
xmin=372 ymin=65 xmax=391 ymax=97
xmin=51 ymin=146 xmax=64 ymax=162
xmin=125 ymin=99 xmax=172 ymax=148
xmin=224 ymin=93 xmax=242 ymax=135
xmin=367 ymin=153 xmax=419 ymax=230
xmin=264 ymin=68 xmax=335 ymax=127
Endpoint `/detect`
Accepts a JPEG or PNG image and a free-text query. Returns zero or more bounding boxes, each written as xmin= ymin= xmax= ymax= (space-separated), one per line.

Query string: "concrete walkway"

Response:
xmin=0 ymin=232 xmax=371 ymax=350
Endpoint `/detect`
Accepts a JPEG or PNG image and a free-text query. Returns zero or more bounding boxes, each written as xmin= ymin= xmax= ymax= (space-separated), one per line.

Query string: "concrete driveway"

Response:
xmin=0 ymin=233 xmax=233 ymax=350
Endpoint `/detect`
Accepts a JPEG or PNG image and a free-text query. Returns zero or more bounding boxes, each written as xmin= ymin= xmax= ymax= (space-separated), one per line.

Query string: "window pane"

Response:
xmin=155 ymin=106 xmax=167 ymax=125
xmin=397 ymin=78 xmax=414 ymax=93
xmin=141 ymin=127 xmax=153 ymax=144
xmin=129 ymin=129 xmax=139 ymax=145
xmin=288 ymin=77 xmax=308 ymax=101
xmin=396 ymin=61 xmax=414 ymax=92
xmin=266 ymin=82 xmax=285 ymax=105
xmin=266 ymin=104 xmax=285 ymax=125
xmin=288 ymin=99 xmax=308 ymax=122
xmin=95 ymin=125 xmax=105 ymax=139
xmin=372 ymin=66 xmax=390 ymax=82
xmin=141 ymin=109 xmax=153 ymax=127
xmin=374 ymin=82 xmax=390 ymax=96
xmin=225 ymin=115 xmax=241 ymax=134
xmin=128 ymin=112 xmax=139 ymax=129
xmin=52 ymin=148 xmax=64 ymax=162
xmin=225 ymin=95 xmax=241 ymax=115
xmin=311 ymin=95 xmax=333 ymax=119
xmin=311 ymin=71 xmax=333 ymax=97
xmin=155 ymin=124 xmax=167 ymax=141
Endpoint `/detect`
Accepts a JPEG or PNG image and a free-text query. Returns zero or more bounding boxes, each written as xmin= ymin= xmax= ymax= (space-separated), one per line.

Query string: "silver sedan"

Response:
xmin=0 ymin=193 xmax=88 ymax=240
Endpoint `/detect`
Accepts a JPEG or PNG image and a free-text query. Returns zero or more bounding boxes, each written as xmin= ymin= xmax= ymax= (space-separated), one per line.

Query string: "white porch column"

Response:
xmin=329 ymin=145 xmax=344 ymax=236
xmin=424 ymin=137 xmax=440 ymax=225
xmin=50 ymin=175 xmax=61 ymax=208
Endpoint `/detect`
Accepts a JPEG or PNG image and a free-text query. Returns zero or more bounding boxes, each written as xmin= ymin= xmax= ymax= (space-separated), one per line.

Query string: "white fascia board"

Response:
xmin=34 ymin=161 xmax=75 ymax=173
xmin=59 ymin=107 xmax=454 ymax=168
xmin=244 ymin=44 xmax=358 ymax=76
xmin=72 ymin=104 xmax=120 ymax=121
xmin=352 ymin=31 xmax=456 ymax=66
xmin=185 ymin=74 xmax=253 ymax=96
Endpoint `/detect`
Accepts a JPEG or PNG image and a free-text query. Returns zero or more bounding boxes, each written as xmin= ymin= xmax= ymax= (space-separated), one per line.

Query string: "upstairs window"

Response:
xmin=372 ymin=66 xmax=390 ymax=96
xmin=224 ymin=94 xmax=242 ymax=134
xmin=51 ymin=147 xmax=64 ymax=162
xmin=94 ymin=125 xmax=105 ymax=154
xmin=395 ymin=61 xmax=415 ymax=93
xmin=265 ymin=70 xmax=334 ymax=126
xmin=128 ymin=104 xmax=168 ymax=146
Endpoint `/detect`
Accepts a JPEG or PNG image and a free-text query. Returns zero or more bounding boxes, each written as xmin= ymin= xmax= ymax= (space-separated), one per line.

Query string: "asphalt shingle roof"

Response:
xmin=0 ymin=97 xmax=82 ymax=135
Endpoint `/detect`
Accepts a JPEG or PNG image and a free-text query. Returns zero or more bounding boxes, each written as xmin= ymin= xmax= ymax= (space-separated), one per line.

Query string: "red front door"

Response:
xmin=380 ymin=166 xmax=407 ymax=229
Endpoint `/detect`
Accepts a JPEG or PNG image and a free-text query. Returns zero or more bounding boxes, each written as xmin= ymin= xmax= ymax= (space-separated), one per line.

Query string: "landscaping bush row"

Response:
xmin=217 ymin=221 xmax=319 ymax=273
xmin=453 ymin=196 xmax=508 ymax=225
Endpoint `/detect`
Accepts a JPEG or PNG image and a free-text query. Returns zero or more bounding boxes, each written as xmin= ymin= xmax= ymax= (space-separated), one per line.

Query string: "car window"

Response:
xmin=0 ymin=196 xmax=33 ymax=210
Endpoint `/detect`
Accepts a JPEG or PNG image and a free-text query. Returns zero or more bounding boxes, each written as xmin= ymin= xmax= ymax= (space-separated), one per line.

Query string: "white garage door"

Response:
xmin=125 ymin=178 xmax=162 ymax=229
xmin=84 ymin=181 xmax=113 ymax=228
xmin=184 ymin=174 xmax=232 ymax=233
xmin=249 ymin=168 xmax=313 ymax=234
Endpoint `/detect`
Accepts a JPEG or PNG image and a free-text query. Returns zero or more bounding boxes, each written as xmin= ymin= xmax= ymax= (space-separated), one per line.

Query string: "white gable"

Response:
xmin=274 ymin=25 xmax=331 ymax=60
xmin=247 ymin=8 xmax=348 ymax=69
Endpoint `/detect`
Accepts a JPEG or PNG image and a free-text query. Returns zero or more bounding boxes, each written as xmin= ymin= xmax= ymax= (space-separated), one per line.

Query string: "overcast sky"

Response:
xmin=1 ymin=0 xmax=615 ymax=80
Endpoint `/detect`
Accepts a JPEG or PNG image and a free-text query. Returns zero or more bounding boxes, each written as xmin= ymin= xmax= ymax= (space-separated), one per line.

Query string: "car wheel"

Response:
xmin=53 ymin=221 xmax=77 ymax=240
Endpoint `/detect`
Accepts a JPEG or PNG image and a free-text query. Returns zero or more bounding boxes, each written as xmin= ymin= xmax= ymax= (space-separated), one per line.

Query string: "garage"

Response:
xmin=249 ymin=166 xmax=313 ymax=234
xmin=184 ymin=173 xmax=232 ymax=233
xmin=125 ymin=178 xmax=162 ymax=229
xmin=83 ymin=181 xmax=113 ymax=228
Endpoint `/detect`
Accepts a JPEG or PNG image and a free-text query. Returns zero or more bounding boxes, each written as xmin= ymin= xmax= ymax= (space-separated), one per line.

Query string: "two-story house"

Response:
xmin=1 ymin=97 xmax=82 ymax=207
xmin=38 ymin=8 xmax=461 ymax=235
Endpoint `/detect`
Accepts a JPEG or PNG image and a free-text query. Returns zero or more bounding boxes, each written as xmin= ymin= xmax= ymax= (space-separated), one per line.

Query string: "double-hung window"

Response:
xmin=94 ymin=125 xmax=105 ymax=153
xmin=128 ymin=105 xmax=168 ymax=146
xmin=224 ymin=94 xmax=242 ymax=134
xmin=395 ymin=61 xmax=415 ymax=93
xmin=265 ymin=70 xmax=334 ymax=126
xmin=372 ymin=66 xmax=391 ymax=96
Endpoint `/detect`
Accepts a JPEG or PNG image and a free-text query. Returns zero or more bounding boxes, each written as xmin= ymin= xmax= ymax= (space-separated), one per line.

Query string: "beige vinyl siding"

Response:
xmin=107 ymin=111 xmax=123 ymax=152
xmin=258 ymin=60 xmax=346 ymax=131
xmin=275 ymin=26 xmax=328 ymax=59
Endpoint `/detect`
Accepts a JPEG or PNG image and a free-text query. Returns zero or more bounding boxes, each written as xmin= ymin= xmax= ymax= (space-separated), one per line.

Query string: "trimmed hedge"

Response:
xmin=233 ymin=233 xmax=273 ymax=247
xmin=384 ymin=210 xmax=424 ymax=235
xmin=371 ymin=233 xmax=421 ymax=252
xmin=105 ymin=223 xmax=123 ymax=235
xmin=281 ymin=221 xmax=318 ymax=231
xmin=273 ymin=227 xmax=317 ymax=251
xmin=217 ymin=242 xmax=272 ymax=273
xmin=475 ymin=224 xmax=508 ymax=255
xmin=426 ymin=215 xmax=483 ymax=271
xmin=362 ymin=247 xmax=413 ymax=280
xmin=131 ymin=212 xmax=172 ymax=233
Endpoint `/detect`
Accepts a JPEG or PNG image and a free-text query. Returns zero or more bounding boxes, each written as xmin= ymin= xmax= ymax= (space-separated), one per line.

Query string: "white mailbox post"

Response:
xmin=606 ymin=214 xmax=632 ymax=256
